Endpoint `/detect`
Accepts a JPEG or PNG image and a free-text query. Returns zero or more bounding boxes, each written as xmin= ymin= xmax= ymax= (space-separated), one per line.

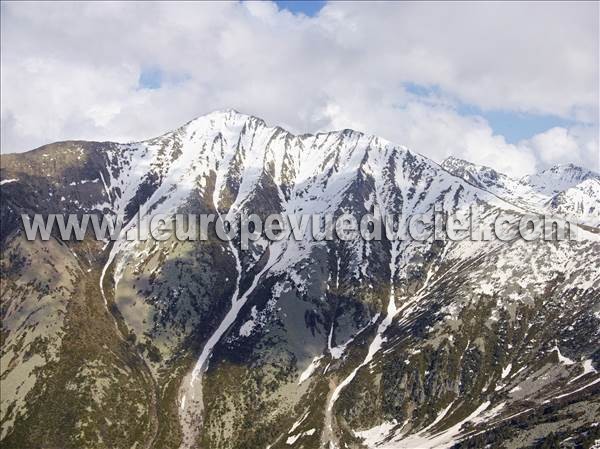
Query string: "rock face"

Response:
xmin=1 ymin=110 xmax=599 ymax=449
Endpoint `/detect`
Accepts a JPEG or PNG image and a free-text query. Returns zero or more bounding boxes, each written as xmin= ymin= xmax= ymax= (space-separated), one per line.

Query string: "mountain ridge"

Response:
xmin=1 ymin=110 xmax=599 ymax=449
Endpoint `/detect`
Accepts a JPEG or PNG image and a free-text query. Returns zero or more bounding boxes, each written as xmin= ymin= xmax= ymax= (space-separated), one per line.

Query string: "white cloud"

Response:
xmin=1 ymin=1 xmax=598 ymax=176
xmin=520 ymin=125 xmax=599 ymax=170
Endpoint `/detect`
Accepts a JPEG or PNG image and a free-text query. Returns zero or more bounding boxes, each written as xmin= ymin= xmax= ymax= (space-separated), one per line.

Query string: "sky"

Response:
xmin=1 ymin=1 xmax=598 ymax=177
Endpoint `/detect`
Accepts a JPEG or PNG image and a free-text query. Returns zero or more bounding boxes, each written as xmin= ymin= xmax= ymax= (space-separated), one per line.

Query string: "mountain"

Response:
xmin=441 ymin=156 xmax=600 ymax=226
xmin=1 ymin=110 xmax=599 ymax=449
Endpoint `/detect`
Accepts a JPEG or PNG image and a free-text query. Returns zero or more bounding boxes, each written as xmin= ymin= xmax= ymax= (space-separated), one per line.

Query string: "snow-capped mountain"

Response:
xmin=1 ymin=110 xmax=599 ymax=449
xmin=524 ymin=164 xmax=599 ymax=196
xmin=442 ymin=156 xmax=600 ymax=226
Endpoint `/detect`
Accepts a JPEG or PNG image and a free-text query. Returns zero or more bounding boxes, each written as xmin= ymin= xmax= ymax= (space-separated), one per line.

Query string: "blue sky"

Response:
xmin=274 ymin=1 xmax=325 ymax=17
xmin=138 ymin=67 xmax=163 ymax=90
xmin=466 ymin=110 xmax=576 ymax=145
xmin=403 ymin=82 xmax=577 ymax=144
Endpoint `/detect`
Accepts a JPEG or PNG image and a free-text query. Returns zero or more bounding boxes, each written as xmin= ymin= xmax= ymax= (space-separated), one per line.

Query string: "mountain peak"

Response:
xmin=441 ymin=156 xmax=503 ymax=190
xmin=522 ymin=163 xmax=599 ymax=195
xmin=185 ymin=109 xmax=264 ymax=128
xmin=534 ymin=162 xmax=598 ymax=179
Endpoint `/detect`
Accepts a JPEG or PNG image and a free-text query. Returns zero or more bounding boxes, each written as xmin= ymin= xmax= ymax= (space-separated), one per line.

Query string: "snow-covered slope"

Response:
xmin=524 ymin=164 xmax=598 ymax=196
xmin=1 ymin=110 xmax=599 ymax=449
xmin=442 ymin=156 xmax=600 ymax=226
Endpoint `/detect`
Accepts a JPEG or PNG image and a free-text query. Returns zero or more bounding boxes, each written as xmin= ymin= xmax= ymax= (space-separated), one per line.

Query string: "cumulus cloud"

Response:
xmin=520 ymin=125 xmax=599 ymax=170
xmin=1 ymin=1 xmax=598 ymax=176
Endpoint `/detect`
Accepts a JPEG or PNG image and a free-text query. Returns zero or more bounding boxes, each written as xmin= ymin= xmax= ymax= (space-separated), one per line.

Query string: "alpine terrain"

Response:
xmin=1 ymin=110 xmax=599 ymax=449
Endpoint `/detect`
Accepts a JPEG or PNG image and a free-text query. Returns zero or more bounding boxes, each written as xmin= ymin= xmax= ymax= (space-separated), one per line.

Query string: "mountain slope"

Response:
xmin=441 ymin=156 xmax=600 ymax=226
xmin=1 ymin=110 xmax=599 ymax=449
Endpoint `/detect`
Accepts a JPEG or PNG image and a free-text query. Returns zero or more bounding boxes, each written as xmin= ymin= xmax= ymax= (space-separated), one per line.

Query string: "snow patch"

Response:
xmin=298 ymin=356 xmax=323 ymax=384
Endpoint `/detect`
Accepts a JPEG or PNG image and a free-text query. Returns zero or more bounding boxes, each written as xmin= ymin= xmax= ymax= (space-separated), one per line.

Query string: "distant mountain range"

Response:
xmin=1 ymin=110 xmax=599 ymax=449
